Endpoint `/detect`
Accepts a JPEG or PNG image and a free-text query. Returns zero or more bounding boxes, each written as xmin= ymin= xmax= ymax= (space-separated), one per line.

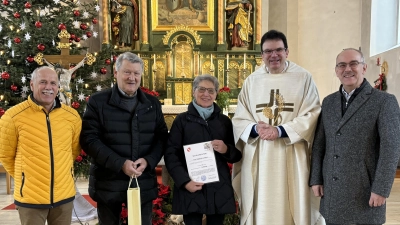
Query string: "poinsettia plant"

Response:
xmin=140 ymin=86 xmax=160 ymax=97
xmin=74 ymin=149 xmax=90 ymax=179
xmin=152 ymin=183 xmax=172 ymax=225
xmin=216 ymin=86 xmax=231 ymax=112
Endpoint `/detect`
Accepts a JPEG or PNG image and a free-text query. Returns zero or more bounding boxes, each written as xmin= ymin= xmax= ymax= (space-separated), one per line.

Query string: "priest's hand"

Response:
xmin=211 ymin=140 xmax=227 ymax=154
xmin=369 ymin=192 xmax=386 ymax=207
xmin=185 ymin=181 xmax=204 ymax=193
xmin=257 ymin=121 xmax=279 ymax=141
xmin=311 ymin=185 xmax=324 ymax=197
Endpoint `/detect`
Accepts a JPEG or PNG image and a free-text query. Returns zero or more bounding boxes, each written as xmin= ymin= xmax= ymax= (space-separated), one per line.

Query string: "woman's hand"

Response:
xmin=211 ymin=140 xmax=228 ymax=154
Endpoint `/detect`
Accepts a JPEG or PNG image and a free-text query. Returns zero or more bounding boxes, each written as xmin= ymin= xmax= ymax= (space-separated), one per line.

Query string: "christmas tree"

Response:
xmin=0 ymin=0 xmax=116 ymax=116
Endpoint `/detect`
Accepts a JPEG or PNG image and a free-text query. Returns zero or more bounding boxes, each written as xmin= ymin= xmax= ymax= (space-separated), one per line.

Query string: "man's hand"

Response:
xmin=312 ymin=185 xmax=324 ymax=197
xmin=185 ymin=181 xmax=204 ymax=193
xmin=369 ymin=192 xmax=386 ymax=207
xmin=257 ymin=121 xmax=279 ymax=141
xmin=133 ymin=158 xmax=148 ymax=177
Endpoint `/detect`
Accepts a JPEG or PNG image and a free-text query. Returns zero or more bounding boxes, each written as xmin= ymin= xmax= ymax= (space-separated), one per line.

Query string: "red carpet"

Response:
xmin=1 ymin=195 xmax=96 ymax=210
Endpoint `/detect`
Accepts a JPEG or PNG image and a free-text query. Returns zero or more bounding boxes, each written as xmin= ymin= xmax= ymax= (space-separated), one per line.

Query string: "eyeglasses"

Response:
xmin=261 ymin=48 xmax=287 ymax=55
xmin=197 ymin=86 xmax=216 ymax=94
xmin=336 ymin=61 xmax=364 ymax=70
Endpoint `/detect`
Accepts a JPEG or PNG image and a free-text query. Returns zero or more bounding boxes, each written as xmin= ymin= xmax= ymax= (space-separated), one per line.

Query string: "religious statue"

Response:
xmin=43 ymin=57 xmax=86 ymax=105
xmin=226 ymin=0 xmax=253 ymax=48
xmin=110 ymin=0 xmax=139 ymax=49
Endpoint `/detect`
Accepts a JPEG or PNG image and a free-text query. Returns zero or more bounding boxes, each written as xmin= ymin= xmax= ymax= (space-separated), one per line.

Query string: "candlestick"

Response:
xmin=153 ymin=54 xmax=156 ymax=65
xmin=244 ymin=53 xmax=246 ymax=69
xmin=210 ymin=54 xmax=213 ymax=65
xmin=226 ymin=54 xmax=229 ymax=70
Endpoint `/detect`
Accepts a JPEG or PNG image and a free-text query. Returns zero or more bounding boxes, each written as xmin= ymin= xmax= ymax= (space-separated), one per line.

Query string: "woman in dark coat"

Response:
xmin=164 ymin=74 xmax=242 ymax=225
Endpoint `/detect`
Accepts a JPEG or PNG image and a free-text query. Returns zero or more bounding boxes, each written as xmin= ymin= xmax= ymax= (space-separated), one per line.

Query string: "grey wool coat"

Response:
xmin=309 ymin=81 xmax=400 ymax=224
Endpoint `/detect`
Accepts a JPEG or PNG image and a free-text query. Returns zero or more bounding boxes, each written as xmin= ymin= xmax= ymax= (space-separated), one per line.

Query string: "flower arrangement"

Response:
xmin=120 ymin=203 xmax=128 ymax=225
xmin=140 ymin=86 xmax=160 ymax=97
xmin=216 ymin=86 xmax=231 ymax=112
xmin=152 ymin=183 xmax=172 ymax=225
xmin=74 ymin=149 xmax=90 ymax=179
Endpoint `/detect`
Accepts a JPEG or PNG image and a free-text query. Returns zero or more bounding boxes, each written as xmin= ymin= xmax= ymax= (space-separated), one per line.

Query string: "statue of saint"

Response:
xmin=111 ymin=0 xmax=139 ymax=49
xmin=226 ymin=0 xmax=253 ymax=48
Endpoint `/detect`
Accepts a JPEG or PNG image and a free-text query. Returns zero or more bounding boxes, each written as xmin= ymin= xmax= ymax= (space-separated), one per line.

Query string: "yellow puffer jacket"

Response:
xmin=0 ymin=96 xmax=81 ymax=208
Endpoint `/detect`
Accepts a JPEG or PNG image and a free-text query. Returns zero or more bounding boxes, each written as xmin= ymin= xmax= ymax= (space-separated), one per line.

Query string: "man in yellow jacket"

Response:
xmin=0 ymin=66 xmax=81 ymax=225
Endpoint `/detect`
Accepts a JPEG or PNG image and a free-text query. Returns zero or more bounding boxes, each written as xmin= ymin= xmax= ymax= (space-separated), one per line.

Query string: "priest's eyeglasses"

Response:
xmin=262 ymin=48 xmax=287 ymax=55
xmin=197 ymin=86 xmax=216 ymax=94
xmin=336 ymin=61 xmax=364 ymax=70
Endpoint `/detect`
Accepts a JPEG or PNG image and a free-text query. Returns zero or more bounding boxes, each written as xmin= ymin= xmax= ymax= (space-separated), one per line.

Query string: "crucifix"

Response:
xmin=33 ymin=29 xmax=96 ymax=105
xmin=176 ymin=44 xmax=189 ymax=77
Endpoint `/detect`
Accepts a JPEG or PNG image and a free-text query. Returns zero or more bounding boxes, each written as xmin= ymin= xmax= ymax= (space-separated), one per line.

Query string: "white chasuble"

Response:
xmin=232 ymin=62 xmax=325 ymax=225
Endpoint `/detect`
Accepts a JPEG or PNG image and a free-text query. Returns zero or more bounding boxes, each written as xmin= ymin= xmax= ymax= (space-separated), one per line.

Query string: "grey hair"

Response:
xmin=192 ymin=74 xmax=219 ymax=92
xmin=31 ymin=66 xmax=57 ymax=82
xmin=115 ymin=52 xmax=144 ymax=72
xmin=337 ymin=48 xmax=365 ymax=63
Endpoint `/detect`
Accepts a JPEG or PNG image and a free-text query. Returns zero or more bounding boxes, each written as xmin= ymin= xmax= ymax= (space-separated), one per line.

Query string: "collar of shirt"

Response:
xmin=117 ymin=87 xmax=137 ymax=98
xmin=265 ymin=61 xmax=289 ymax=74
xmin=341 ymin=87 xmax=356 ymax=101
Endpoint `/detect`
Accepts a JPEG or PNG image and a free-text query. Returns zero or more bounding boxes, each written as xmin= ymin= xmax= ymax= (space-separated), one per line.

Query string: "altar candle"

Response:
xmin=226 ymin=54 xmax=229 ymax=69
xmin=244 ymin=53 xmax=246 ymax=69
xmin=153 ymin=54 xmax=156 ymax=65
xmin=211 ymin=54 xmax=213 ymax=64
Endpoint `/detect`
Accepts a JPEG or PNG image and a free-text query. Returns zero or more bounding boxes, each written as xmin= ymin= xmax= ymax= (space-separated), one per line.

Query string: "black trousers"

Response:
xmin=97 ymin=200 xmax=153 ymax=225
xmin=183 ymin=213 xmax=225 ymax=225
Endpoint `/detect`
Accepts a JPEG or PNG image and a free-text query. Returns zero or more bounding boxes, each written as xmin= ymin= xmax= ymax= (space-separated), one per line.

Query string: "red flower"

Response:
xmin=227 ymin=163 xmax=233 ymax=175
xmin=153 ymin=197 xmax=163 ymax=207
xmin=154 ymin=208 xmax=165 ymax=218
xmin=75 ymin=155 xmax=83 ymax=162
xmin=158 ymin=184 xmax=170 ymax=196
xmin=219 ymin=86 xmax=230 ymax=93
xmin=80 ymin=149 xmax=87 ymax=156
xmin=140 ymin=86 xmax=159 ymax=97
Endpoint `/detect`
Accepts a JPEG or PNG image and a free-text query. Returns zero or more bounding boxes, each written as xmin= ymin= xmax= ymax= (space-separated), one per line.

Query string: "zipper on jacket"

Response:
xmin=46 ymin=114 xmax=55 ymax=207
xmin=20 ymin=172 xmax=25 ymax=197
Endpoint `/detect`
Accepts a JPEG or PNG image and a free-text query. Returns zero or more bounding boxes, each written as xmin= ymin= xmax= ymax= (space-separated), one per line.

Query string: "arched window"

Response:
xmin=370 ymin=0 xmax=400 ymax=55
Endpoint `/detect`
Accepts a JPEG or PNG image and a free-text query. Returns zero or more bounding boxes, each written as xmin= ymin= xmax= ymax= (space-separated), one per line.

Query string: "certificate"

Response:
xmin=183 ymin=141 xmax=219 ymax=183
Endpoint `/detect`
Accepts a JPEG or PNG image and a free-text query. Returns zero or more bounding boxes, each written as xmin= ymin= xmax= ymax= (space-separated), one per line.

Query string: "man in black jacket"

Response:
xmin=80 ymin=52 xmax=168 ymax=225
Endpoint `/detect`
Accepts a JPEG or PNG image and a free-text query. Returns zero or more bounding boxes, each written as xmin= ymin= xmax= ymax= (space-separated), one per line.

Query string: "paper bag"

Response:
xmin=127 ymin=176 xmax=141 ymax=225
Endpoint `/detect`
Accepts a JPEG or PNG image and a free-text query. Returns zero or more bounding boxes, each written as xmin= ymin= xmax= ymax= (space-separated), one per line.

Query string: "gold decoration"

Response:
xmin=162 ymin=25 xmax=202 ymax=45
xmin=262 ymin=93 xmax=284 ymax=125
xmin=58 ymin=29 xmax=71 ymax=39
xmin=85 ymin=53 xmax=96 ymax=65
xmin=34 ymin=53 xmax=44 ymax=65
xmin=256 ymin=58 xmax=263 ymax=66
xmin=58 ymin=42 xmax=71 ymax=49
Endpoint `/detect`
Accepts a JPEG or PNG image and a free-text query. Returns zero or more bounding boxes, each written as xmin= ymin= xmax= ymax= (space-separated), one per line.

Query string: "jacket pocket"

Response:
xmin=20 ymin=172 xmax=25 ymax=197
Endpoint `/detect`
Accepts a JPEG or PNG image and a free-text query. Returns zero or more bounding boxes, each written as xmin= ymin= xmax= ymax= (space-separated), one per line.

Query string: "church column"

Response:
xmin=102 ymin=0 xmax=109 ymax=44
xmin=141 ymin=0 xmax=149 ymax=50
xmin=218 ymin=0 xmax=224 ymax=44
xmin=194 ymin=51 xmax=199 ymax=77
xmin=255 ymin=0 xmax=262 ymax=49
xmin=166 ymin=51 xmax=172 ymax=77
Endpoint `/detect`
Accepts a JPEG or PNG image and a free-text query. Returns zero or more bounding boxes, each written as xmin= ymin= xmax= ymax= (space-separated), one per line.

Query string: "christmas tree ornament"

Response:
xmin=37 ymin=43 xmax=45 ymax=51
xmin=80 ymin=23 xmax=87 ymax=30
xmin=70 ymin=33 xmax=76 ymax=39
xmin=26 ymin=55 xmax=34 ymax=63
xmin=1 ymin=71 xmax=10 ymax=80
xmin=14 ymin=12 xmax=21 ymax=19
xmin=74 ymin=37 xmax=80 ymax=42
xmin=35 ymin=21 xmax=42 ymax=28
xmin=73 ymin=10 xmax=80 ymax=17
xmin=24 ymin=2 xmax=32 ymax=8
xmin=105 ymin=59 xmax=111 ymax=65
xmin=58 ymin=23 xmax=66 ymax=30
xmin=14 ymin=37 xmax=21 ymax=44
xmin=0 ymin=108 xmax=5 ymax=116
xmin=100 ymin=67 xmax=107 ymax=74
xmin=113 ymin=55 xmax=117 ymax=62
xmin=10 ymin=84 xmax=17 ymax=91
xmin=92 ymin=18 xmax=98 ymax=24
xmin=71 ymin=101 xmax=80 ymax=109
xmin=86 ymin=31 xmax=92 ymax=38
xmin=85 ymin=96 xmax=90 ymax=102
xmin=2 ymin=0 xmax=9 ymax=6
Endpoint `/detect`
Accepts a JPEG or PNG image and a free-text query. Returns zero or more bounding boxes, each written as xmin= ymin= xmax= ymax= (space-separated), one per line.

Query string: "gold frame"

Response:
xmin=151 ymin=0 xmax=214 ymax=31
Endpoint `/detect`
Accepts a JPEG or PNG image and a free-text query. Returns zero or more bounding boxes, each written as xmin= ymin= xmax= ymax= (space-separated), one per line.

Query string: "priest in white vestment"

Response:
xmin=232 ymin=30 xmax=325 ymax=225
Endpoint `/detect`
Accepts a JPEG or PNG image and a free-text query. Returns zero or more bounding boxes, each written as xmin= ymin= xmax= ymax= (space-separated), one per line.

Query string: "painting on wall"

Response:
xmin=151 ymin=0 xmax=214 ymax=31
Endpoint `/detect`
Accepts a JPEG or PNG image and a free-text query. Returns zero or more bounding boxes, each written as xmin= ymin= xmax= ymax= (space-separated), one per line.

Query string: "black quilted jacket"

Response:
xmin=165 ymin=102 xmax=241 ymax=214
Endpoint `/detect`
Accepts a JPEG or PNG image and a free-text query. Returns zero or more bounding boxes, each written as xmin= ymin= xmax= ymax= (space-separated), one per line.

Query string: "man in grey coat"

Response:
xmin=309 ymin=48 xmax=400 ymax=225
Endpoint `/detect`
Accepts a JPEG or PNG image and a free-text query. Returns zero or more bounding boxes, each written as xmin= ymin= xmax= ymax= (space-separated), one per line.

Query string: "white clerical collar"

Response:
xmin=265 ymin=61 xmax=289 ymax=74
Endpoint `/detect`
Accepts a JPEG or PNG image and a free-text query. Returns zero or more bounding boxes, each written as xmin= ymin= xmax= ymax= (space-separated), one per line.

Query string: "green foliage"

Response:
xmin=216 ymin=86 xmax=231 ymax=112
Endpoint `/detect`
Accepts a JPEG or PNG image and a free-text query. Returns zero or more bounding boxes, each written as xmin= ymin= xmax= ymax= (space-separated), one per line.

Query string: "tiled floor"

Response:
xmin=0 ymin=174 xmax=399 ymax=224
